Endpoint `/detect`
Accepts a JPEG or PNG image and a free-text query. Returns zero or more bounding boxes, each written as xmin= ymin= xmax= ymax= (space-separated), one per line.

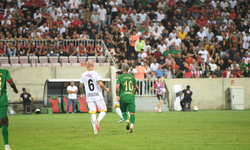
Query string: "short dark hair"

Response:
xmin=187 ymin=85 xmax=190 ymax=89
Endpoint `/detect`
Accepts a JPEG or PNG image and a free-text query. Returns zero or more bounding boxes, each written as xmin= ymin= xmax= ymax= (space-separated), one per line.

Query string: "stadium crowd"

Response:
xmin=0 ymin=0 xmax=250 ymax=78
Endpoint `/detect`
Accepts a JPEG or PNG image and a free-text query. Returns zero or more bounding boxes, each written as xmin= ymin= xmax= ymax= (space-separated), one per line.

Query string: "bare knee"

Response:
xmin=159 ymin=100 xmax=163 ymax=104
xmin=115 ymin=106 xmax=119 ymax=109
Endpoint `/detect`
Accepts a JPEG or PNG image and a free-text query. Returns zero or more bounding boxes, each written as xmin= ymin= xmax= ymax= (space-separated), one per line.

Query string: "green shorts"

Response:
xmin=120 ymin=102 xmax=136 ymax=113
xmin=0 ymin=105 xmax=8 ymax=120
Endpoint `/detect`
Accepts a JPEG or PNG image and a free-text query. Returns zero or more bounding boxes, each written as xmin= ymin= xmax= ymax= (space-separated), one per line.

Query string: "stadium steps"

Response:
xmin=135 ymin=97 xmax=169 ymax=112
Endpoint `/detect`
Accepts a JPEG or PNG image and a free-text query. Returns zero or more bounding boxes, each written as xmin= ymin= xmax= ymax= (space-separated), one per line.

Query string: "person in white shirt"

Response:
xmin=1 ymin=17 xmax=11 ymax=26
xmin=229 ymin=0 xmax=237 ymax=9
xmin=66 ymin=81 xmax=78 ymax=114
xmin=243 ymin=32 xmax=250 ymax=50
xmin=79 ymin=60 xmax=109 ymax=135
xmin=156 ymin=22 xmax=165 ymax=34
xmin=169 ymin=29 xmax=177 ymax=39
xmin=220 ymin=0 xmax=228 ymax=9
xmin=172 ymin=35 xmax=182 ymax=47
xmin=69 ymin=0 xmax=81 ymax=11
xmin=157 ymin=40 xmax=167 ymax=54
xmin=33 ymin=10 xmax=42 ymax=20
xmin=165 ymin=35 xmax=173 ymax=47
xmin=209 ymin=59 xmax=217 ymax=71
xmin=63 ymin=17 xmax=71 ymax=28
xmin=198 ymin=47 xmax=209 ymax=62
xmin=92 ymin=1 xmax=100 ymax=11
xmin=69 ymin=10 xmax=79 ymax=21
xmin=121 ymin=10 xmax=128 ymax=22
xmin=109 ymin=0 xmax=118 ymax=19
xmin=150 ymin=58 xmax=159 ymax=71
xmin=203 ymin=23 xmax=209 ymax=34
xmin=183 ymin=22 xmax=190 ymax=33
xmin=38 ymin=23 xmax=49 ymax=34
xmin=57 ymin=3 xmax=67 ymax=14
xmin=148 ymin=22 xmax=155 ymax=33
xmin=47 ymin=5 xmax=56 ymax=15
xmin=197 ymin=28 xmax=207 ymax=41
xmin=137 ymin=49 xmax=148 ymax=63
xmin=211 ymin=0 xmax=219 ymax=8
xmin=98 ymin=4 xmax=107 ymax=30
xmin=157 ymin=10 xmax=165 ymax=21
xmin=223 ymin=16 xmax=233 ymax=27
xmin=138 ymin=9 xmax=147 ymax=22
xmin=59 ymin=26 xmax=66 ymax=35
xmin=130 ymin=9 xmax=138 ymax=22
xmin=51 ymin=10 xmax=60 ymax=22
xmin=174 ymin=22 xmax=182 ymax=34
xmin=153 ymin=28 xmax=161 ymax=40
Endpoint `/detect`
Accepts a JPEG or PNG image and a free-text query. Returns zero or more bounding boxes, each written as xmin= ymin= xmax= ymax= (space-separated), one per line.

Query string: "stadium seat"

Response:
xmin=32 ymin=63 xmax=41 ymax=67
xmin=0 ymin=57 xmax=8 ymax=65
xmin=71 ymin=63 xmax=81 ymax=66
xmin=62 ymin=63 xmax=71 ymax=67
xmin=87 ymin=56 xmax=96 ymax=62
xmin=98 ymin=56 xmax=107 ymax=63
xmin=78 ymin=56 xmax=86 ymax=64
xmin=41 ymin=63 xmax=51 ymax=67
xmin=51 ymin=63 xmax=61 ymax=67
xmin=39 ymin=56 xmax=48 ymax=64
xmin=77 ymin=96 xmax=88 ymax=113
xmin=10 ymin=57 xmax=19 ymax=64
xmin=77 ymin=96 xmax=99 ymax=113
xmin=11 ymin=64 xmax=21 ymax=67
xmin=60 ymin=56 xmax=68 ymax=63
xmin=49 ymin=95 xmax=61 ymax=113
xmin=94 ymin=63 xmax=100 ymax=66
xmin=49 ymin=56 xmax=58 ymax=63
xmin=63 ymin=95 xmax=76 ymax=113
xmin=19 ymin=56 xmax=28 ymax=64
xmin=69 ymin=56 xmax=77 ymax=63
xmin=30 ymin=56 xmax=38 ymax=66
xmin=21 ymin=63 xmax=31 ymax=67
xmin=101 ymin=63 xmax=110 ymax=66
xmin=1 ymin=64 xmax=10 ymax=67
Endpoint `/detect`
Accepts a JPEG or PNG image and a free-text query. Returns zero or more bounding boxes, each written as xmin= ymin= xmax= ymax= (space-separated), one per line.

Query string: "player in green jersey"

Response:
xmin=116 ymin=63 xmax=138 ymax=133
xmin=0 ymin=69 xmax=18 ymax=150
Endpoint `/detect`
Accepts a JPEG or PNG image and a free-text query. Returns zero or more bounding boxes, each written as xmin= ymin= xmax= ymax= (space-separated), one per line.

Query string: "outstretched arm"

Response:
xmin=8 ymin=80 xmax=18 ymax=93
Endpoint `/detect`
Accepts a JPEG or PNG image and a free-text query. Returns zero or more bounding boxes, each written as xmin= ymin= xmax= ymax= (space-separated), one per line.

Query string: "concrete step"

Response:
xmin=135 ymin=97 xmax=169 ymax=112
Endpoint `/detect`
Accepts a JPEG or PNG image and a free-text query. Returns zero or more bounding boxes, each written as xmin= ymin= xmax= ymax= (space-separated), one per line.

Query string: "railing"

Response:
xmin=1 ymin=39 xmax=116 ymax=67
xmin=136 ymin=79 xmax=157 ymax=97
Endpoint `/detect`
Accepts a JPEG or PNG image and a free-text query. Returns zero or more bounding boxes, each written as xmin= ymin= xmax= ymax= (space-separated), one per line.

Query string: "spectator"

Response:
xmin=66 ymin=81 xmax=78 ymax=114
xmin=209 ymin=59 xmax=217 ymax=71
xmin=154 ymin=47 xmax=162 ymax=59
xmin=150 ymin=58 xmax=159 ymax=72
xmin=138 ymin=49 xmax=147 ymax=64
xmin=91 ymin=10 xmax=101 ymax=33
xmin=86 ymin=42 xmax=95 ymax=56
xmin=178 ymin=27 xmax=187 ymax=40
xmin=243 ymin=66 xmax=250 ymax=78
xmin=47 ymin=42 xmax=59 ymax=58
xmin=7 ymin=42 xmax=16 ymax=57
xmin=155 ymin=64 xmax=166 ymax=78
xmin=19 ymin=88 xmax=34 ymax=114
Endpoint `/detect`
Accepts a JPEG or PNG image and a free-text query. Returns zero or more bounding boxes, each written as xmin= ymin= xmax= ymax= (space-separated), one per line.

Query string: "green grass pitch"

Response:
xmin=1 ymin=110 xmax=250 ymax=150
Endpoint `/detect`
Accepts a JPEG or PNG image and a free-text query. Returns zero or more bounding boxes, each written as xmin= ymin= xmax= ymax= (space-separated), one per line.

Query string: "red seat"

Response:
xmin=77 ymin=96 xmax=99 ymax=113
xmin=63 ymin=95 xmax=73 ymax=113
xmin=49 ymin=96 xmax=61 ymax=113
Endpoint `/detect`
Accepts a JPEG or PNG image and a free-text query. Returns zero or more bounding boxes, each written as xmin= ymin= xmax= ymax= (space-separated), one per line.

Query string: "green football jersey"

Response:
xmin=116 ymin=73 xmax=137 ymax=103
xmin=0 ymin=69 xmax=12 ymax=106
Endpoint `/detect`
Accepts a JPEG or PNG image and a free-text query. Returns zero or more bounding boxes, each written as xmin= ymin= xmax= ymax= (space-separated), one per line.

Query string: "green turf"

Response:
xmin=1 ymin=111 xmax=250 ymax=150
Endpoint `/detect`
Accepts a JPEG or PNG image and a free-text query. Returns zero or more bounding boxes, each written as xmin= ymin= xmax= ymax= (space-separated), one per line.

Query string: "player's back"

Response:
xmin=80 ymin=70 xmax=104 ymax=102
xmin=117 ymin=73 xmax=137 ymax=103
xmin=0 ymin=69 xmax=12 ymax=106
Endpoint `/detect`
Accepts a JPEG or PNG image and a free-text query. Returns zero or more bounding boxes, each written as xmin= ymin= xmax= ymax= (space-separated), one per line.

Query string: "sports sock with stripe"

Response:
xmin=97 ymin=112 xmax=106 ymax=122
xmin=116 ymin=108 xmax=123 ymax=118
xmin=91 ymin=114 xmax=97 ymax=129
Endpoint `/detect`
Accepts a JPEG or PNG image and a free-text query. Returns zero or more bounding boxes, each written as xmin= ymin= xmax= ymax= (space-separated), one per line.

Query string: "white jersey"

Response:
xmin=80 ymin=70 xmax=104 ymax=102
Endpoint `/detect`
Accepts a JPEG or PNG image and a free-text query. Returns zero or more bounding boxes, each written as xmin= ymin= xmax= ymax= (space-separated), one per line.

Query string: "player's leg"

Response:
xmin=158 ymin=98 xmax=163 ymax=113
xmin=0 ymin=106 xmax=11 ymax=150
xmin=155 ymin=95 xmax=161 ymax=112
xmin=96 ymin=99 xmax=107 ymax=124
xmin=127 ymin=102 xmax=136 ymax=133
xmin=87 ymin=102 xmax=98 ymax=134
xmin=67 ymin=99 xmax=72 ymax=114
xmin=115 ymin=101 xmax=124 ymax=123
xmin=120 ymin=102 xmax=128 ymax=121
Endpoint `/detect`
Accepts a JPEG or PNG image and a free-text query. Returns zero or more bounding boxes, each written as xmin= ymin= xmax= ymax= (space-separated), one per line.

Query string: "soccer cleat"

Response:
xmin=94 ymin=129 xmax=99 ymax=135
xmin=118 ymin=118 xmax=124 ymax=123
xmin=126 ymin=120 xmax=130 ymax=130
xmin=95 ymin=120 xmax=100 ymax=131
xmin=155 ymin=108 xmax=158 ymax=112
xmin=129 ymin=127 xmax=133 ymax=133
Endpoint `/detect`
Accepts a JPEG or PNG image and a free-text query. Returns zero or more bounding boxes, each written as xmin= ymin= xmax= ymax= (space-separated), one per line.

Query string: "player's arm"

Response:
xmin=134 ymin=84 xmax=138 ymax=95
xmin=79 ymin=83 xmax=85 ymax=99
xmin=116 ymin=83 xmax=120 ymax=101
xmin=179 ymin=91 xmax=183 ymax=97
xmin=31 ymin=95 xmax=34 ymax=104
xmin=19 ymin=96 xmax=22 ymax=103
xmin=98 ymin=81 xmax=109 ymax=92
xmin=152 ymin=83 xmax=159 ymax=91
xmin=8 ymin=80 xmax=18 ymax=93
xmin=67 ymin=90 xmax=72 ymax=94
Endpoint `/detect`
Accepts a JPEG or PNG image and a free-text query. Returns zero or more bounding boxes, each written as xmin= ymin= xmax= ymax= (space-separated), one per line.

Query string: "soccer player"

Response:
xmin=0 ymin=69 xmax=18 ymax=150
xmin=116 ymin=63 xmax=138 ymax=133
xmin=115 ymin=71 xmax=124 ymax=123
xmin=152 ymin=77 xmax=166 ymax=113
xmin=79 ymin=60 xmax=109 ymax=135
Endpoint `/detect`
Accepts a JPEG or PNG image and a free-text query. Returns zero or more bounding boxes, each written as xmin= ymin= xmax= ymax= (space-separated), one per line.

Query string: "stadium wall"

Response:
xmin=6 ymin=66 xmax=111 ymax=111
xmin=164 ymin=78 xmax=250 ymax=110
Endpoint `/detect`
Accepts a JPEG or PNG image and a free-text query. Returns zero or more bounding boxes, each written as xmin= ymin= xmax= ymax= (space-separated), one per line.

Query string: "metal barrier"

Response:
xmin=1 ymin=39 xmax=116 ymax=67
xmin=136 ymin=79 xmax=157 ymax=97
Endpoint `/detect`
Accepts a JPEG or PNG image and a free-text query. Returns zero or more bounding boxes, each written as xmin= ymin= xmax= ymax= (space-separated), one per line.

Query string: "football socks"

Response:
xmin=122 ymin=112 xmax=128 ymax=121
xmin=97 ymin=112 xmax=106 ymax=122
xmin=2 ymin=125 xmax=8 ymax=145
xmin=116 ymin=108 xmax=123 ymax=118
xmin=130 ymin=114 xmax=135 ymax=124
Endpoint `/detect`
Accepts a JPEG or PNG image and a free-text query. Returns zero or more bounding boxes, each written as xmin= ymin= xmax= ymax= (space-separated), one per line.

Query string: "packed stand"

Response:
xmin=0 ymin=0 xmax=250 ymax=78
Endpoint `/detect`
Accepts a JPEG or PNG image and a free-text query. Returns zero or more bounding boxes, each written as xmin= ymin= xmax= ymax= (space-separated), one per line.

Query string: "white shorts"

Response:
xmin=87 ymin=99 xmax=107 ymax=114
xmin=115 ymin=101 xmax=120 ymax=107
